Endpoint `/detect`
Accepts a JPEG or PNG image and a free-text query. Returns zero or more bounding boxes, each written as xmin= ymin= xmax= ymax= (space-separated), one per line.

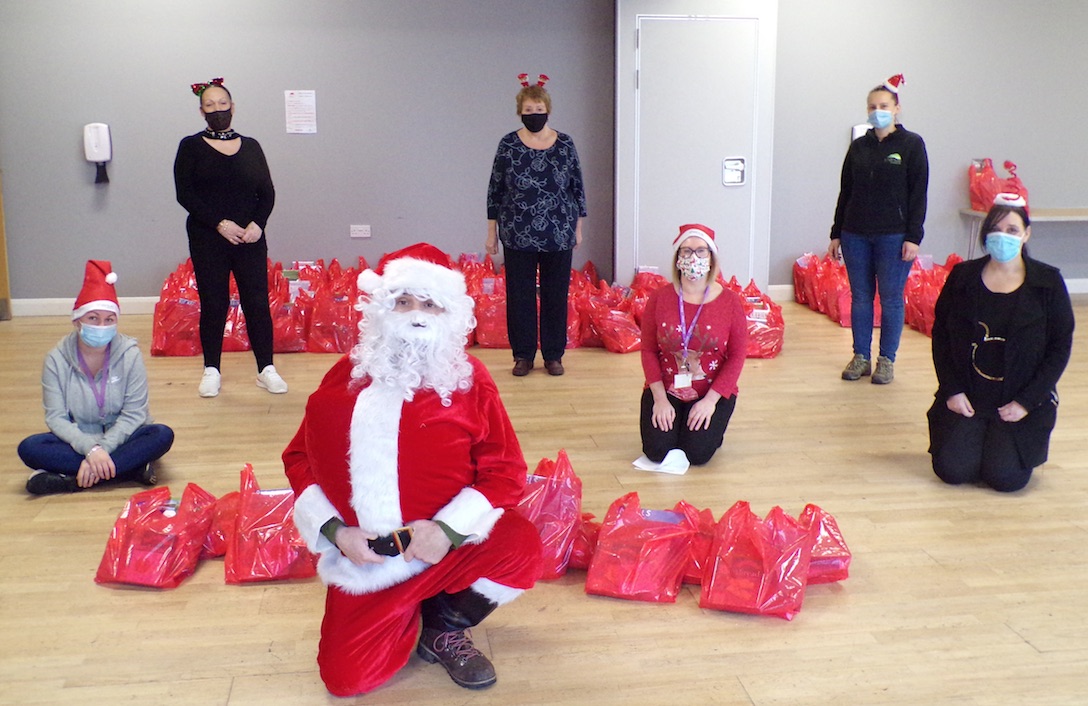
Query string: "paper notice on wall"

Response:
xmin=285 ymin=90 xmax=317 ymax=134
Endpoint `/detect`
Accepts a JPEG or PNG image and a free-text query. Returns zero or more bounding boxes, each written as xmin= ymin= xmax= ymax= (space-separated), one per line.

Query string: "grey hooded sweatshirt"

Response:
xmin=42 ymin=331 xmax=152 ymax=455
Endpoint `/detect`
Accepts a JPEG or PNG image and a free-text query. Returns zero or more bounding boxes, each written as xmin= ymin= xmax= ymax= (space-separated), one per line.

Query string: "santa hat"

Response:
xmin=72 ymin=260 xmax=119 ymax=320
xmin=994 ymin=191 xmax=1027 ymax=208
xmin=883 ymin=74 xmax=905 ymax=94
xmin=356 ymin=243 xmax=466 ymax=309
xmin=673 ymin=223 xmax=718 ymax=257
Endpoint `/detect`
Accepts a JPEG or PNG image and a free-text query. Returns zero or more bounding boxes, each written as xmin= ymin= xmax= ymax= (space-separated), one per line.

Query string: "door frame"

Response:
xmin=614 ymin=0 xmax=778 ymax=285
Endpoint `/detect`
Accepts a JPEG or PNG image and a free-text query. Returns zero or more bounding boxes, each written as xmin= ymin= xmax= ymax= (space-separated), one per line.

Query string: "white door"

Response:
xmin=616 ymin=0 xmax=777 ymax=286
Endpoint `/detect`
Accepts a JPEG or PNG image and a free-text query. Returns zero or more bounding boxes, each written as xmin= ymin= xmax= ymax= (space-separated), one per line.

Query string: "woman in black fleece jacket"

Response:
xmin=827 ymin=74 xmax=928 ymax=385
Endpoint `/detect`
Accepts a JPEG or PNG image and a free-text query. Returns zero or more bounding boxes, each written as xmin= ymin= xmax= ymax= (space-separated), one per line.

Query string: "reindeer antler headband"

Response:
xmin=190 ymin=77 xmax=225 ymax=97
xmin=518 ymin=73 xmax=550 ymax=88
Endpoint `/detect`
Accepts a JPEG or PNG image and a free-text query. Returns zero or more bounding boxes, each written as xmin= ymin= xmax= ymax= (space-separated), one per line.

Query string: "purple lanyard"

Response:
xmin=677 ymin=286 xmax=710 ymax=357
xmin=77 ymin=342 xmax=111 ymax=421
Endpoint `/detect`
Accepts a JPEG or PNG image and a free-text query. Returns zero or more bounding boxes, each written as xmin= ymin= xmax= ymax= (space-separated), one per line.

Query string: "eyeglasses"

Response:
xmin=678 ymin=247 xmax=710 ymax=258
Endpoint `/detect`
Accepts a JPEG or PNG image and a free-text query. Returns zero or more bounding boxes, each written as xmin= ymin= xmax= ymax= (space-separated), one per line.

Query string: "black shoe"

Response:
xmin=544 ymin=359 xmax=565 ymax=376
xmin=137 ymin=462 xmax=158 ymax=487
xmin=417 ymin=628 xmax=497 ymax=689
xmin=512 ymin=359 xmax=534 ymax=377
xmin=26 ymin=471 xmax=79 ymax=495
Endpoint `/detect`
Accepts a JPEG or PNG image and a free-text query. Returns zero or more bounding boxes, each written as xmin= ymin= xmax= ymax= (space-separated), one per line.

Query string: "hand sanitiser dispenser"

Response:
xmin=83 ymin=123 xmax=111 ymax=184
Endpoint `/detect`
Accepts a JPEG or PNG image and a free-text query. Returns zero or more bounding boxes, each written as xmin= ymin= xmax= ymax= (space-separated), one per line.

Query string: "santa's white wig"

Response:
xmin=351 ymin=244 xmax=477 ymax=405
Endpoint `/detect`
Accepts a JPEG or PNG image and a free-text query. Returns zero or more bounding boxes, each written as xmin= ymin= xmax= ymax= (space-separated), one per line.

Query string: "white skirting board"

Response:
xmin=9 ymin=280 xmax=1088 ymax=318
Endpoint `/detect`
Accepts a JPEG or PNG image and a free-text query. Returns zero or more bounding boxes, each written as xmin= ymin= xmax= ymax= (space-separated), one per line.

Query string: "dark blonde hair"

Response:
xmin=516 ymin=85 xmax=551 ymax=114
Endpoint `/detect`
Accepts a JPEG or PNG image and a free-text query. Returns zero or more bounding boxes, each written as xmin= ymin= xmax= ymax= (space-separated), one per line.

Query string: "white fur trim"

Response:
xmin=292 ymin=484 xmax=342 ymax=553
xmin=316 ymin=550 xmax=430 ymax=595
xmin=71 ymin=299 xmax=120 ymax=320
xmin=382 ymin=257 xmax=467 ymax=309
xmin=349 ymin=382 xmax=405 ymax=534
xmin=674 ymin=229 xmax=718 ymax=256
xmin=433 ymin=487 xmax=504 ymax=544
xmin=471 ymin=577 xmax=525 ymax=606
xmin=357 ymin=269 xmax=381 ymax=294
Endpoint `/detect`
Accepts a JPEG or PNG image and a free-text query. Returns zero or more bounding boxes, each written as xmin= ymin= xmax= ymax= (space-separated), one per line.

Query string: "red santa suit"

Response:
xmin=284 ymin=347 xmax=542 ymax=696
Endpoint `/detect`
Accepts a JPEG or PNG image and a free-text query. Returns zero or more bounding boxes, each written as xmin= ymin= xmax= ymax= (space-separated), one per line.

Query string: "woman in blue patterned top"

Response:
xmin=486 ymin=75 xmax=586 ymax=377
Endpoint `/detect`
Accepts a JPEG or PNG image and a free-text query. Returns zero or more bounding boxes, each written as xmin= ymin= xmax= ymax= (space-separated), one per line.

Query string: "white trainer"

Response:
xmin=256 ymin=365 xmax=288 ymax=394
xmin=198 ymin=367 xmax=221 ymax=398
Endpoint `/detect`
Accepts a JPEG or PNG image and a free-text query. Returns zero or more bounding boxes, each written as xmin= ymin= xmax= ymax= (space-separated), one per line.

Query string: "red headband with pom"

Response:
xmin=518 ymin=73 xmax=550 ymax=88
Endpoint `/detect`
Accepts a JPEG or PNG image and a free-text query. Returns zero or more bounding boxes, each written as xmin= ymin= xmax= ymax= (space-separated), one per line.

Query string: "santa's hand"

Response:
xmin=335 ymin=526 xmax=385 ymax=565
xmin=401 ymin=520 xmax=452 ymax=564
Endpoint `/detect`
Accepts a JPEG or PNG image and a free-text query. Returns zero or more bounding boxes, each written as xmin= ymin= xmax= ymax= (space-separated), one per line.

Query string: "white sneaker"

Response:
xmin=632 ymin=449 xmax=690 ymax=475
xmin=198 ymin=367 xmax=221 ymax=398
xmin=256 ymin=365 xmax=288 ymax=394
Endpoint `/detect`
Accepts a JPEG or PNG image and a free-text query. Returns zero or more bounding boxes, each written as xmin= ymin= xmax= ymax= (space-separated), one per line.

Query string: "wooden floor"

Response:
xmin=2 ymin=300 xmax=1086 ymax=705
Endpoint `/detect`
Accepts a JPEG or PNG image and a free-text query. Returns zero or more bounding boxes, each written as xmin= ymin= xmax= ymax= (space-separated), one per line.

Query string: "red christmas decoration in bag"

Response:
xmin=224 ymin=464 xmax=317 ymax=584
xmin=567 ymin=512 xmax=601 ymax=571
xmin=95 ymin=484 xmax=217 ymax=589
xmin=699 ymin=501 xmax=817 ymax=620
xmin=968 ymin=159 xmax=1029 ymax=212
xmin=798 ymin=504 xmax=852 ymax=585
xmin=515 ymin=449 xmax=583 ymax=580
xmin=585 ymin=492 xmax=697 ymax=603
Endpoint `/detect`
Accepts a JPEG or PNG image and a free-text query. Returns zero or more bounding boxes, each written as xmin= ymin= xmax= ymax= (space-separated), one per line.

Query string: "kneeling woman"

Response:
xmin=928 ymin=203 xmax=1074 ymax=492
xmin=638 ymin=224 xmax=748 ymax=469
xmin=18 ymin=261 xmax=175 ymax=495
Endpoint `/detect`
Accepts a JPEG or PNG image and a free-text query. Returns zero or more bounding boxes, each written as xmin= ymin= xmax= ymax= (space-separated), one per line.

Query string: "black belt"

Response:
xmin=368 ymin=527 xmax=413 ymax=556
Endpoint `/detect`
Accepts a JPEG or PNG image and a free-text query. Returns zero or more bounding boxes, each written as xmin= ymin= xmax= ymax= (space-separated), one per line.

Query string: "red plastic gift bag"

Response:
xmin=151 ymin=260 xmax=203 ymax=357
xmin=585 ymin=492 xmax=696 ymax=603
xmin=95 ymin=484 xmax=217 ymax=589
xmin=798 ymin=504 xmax=851 ymax=585
xmin=224 ymin=465 xmax=317 ymax=584
xmin=515 ymin=449 xmax=583 ymax=580
xmin=699 ymin=501 xmax=816 ymax=620
xmin=201 ymin=491 xmax=240 ymax=559
xmin=675 ymin=501 xmax=716 ymax=585
xmin=567 ymin=512 xmax=601 ymax=571
xmin=969 ymin=159 xmax=1029 ymax=212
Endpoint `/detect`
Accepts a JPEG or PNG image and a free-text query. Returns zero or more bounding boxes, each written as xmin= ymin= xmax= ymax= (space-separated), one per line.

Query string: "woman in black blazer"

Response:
xmin=928 ymin=203 xmax=1074 ymax=491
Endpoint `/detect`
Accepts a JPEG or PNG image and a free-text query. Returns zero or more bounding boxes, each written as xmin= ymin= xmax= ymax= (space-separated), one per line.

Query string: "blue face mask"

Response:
xmin=868 ymin=109 xmax=894 ymax=129
xmin=985 ymin=232 xmax=1023 ymax=263
xmin=79 ymin=323 xmax=117 ymax=348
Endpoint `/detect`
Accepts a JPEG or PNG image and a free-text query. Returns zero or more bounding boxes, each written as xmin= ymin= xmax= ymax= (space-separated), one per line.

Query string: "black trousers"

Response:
xmin=929 ymin=411 xmax=1033 ymax=492
xmin=503 ymin=247 xmax=572 ymax=363
xmin=188 ymin=230 xmax=274 ymax=371
xmin=639 ymin=388 xmax=737 ymax=466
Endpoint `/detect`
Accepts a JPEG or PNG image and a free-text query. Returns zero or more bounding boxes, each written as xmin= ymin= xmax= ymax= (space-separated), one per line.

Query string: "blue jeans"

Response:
xmin=17 ymin=424 xmax=175 ymax=480
xmin=840 ymin=232 xmax=911 ymax=361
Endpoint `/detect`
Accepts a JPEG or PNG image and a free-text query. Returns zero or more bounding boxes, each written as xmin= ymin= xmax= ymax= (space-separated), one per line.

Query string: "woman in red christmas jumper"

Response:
xmin=636 ymin=224 xmax=748 ymax=472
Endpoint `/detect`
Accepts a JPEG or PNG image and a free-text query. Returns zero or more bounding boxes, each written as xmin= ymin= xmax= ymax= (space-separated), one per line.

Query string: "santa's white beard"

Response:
xmin=351 ymin=303 xmax=473 ymax=405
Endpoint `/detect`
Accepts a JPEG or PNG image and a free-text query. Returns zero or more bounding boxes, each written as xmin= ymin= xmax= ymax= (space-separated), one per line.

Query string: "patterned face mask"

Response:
xmin=677 ymin=253 xmax=711 ymax=281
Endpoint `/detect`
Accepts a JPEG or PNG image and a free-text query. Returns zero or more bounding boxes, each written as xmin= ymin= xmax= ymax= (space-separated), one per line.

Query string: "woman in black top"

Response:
xmin=928 ymin=204 xmax=1074 ymax=492
xmin=174 ymin=78 xmax=286 ymax=397
xmin=828 ymin=74 xmax=928 ymax=385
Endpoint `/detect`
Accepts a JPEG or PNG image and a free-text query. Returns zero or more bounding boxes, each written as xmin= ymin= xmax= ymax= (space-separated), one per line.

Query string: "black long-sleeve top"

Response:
xmin=173 ymin=133 xmax=275 ymax=233
xmin=830 ymin=124 xmax=928 ymax=244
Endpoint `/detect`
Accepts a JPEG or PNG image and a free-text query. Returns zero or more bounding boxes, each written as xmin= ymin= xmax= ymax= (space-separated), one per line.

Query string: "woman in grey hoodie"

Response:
xmin=18 ymin=261 xmax=174 ymax=495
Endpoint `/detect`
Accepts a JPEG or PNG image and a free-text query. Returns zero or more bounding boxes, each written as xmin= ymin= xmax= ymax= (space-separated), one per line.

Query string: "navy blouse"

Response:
xmin=487 ymin=131 xmax=587 ymax=252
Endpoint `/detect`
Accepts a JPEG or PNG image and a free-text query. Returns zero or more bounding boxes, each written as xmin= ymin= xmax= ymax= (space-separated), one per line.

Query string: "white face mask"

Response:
xmin=677 ymin=253 xmax=711 ymax=281
xmin=79 ymin=323 xmax=117 ymax=348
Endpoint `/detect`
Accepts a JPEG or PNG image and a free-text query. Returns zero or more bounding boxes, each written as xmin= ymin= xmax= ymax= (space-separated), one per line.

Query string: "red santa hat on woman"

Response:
xmin=357 ymin=243 xmax=468 ymax=310
xmin=71 ymin=260 xmax=119 ymax=320
xmin=883 ymin=73 xmax=905 ymax=94
xmin=673 ymin=223 xmax=718 ymax=257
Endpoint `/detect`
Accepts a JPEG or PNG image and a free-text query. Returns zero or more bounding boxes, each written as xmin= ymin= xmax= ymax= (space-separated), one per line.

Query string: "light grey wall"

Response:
xmin=0 ymin=0 xmax=615 ymax=298
xmin=3 ymin=1 xmax=1087 ymax=298
xmin=772 ymin=0 xmax=1088 ymax=283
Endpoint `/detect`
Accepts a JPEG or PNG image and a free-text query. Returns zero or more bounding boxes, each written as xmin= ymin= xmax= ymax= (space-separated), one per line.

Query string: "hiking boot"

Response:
xmin=137 ymin=462 xmax=158 ymax=487
xmin=871 ymin=356 xmax=894 ymax=384
xmin=26 ymin=471 xmax=79 ymax=495
xmin=417 ymin=628 xmax=497 ymax=690
xmin=841 ymin=354 xmax=871 ymax=381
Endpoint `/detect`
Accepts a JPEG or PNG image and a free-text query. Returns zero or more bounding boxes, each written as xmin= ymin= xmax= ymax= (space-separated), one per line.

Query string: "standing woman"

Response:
xmin=174 ymin=78 xmax=287 ymax=397
xmin=828 ymin=74 xmax=928 ymax=385
xmin=18 ymin=261 xmax=175 ymax=495
xmin=636 ymin=224 xmax=748 ymax=471
xmin=486 ymin=73 xmax=587 ymax=377
xmin=928 ymin=203 xmax=1074 ymax=492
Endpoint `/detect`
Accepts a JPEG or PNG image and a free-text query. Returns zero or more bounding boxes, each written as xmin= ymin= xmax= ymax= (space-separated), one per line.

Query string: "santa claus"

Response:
xmin=283 ymin=243 xmax=542 ymax=697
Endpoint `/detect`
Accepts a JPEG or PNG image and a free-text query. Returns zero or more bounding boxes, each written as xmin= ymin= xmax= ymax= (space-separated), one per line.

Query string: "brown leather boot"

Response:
xmin=416 ymin=627 xmax=497 ymax=689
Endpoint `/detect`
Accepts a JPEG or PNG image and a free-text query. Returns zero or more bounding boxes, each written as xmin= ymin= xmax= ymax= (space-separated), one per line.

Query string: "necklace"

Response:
xmin=203 ymin=128 xmax=238 ymax=140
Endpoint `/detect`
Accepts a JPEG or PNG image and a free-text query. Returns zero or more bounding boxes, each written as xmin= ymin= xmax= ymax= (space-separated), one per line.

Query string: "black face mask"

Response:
xmin=521 ymin=113 xmax=548 ymax=133
xmin=203 ymin=109 xmax=233 ymax=132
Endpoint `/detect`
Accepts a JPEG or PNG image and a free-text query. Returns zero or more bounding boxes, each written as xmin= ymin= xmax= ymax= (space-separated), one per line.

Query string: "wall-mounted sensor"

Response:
xmin=83 ymin=123 xmax=111 ymax=184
